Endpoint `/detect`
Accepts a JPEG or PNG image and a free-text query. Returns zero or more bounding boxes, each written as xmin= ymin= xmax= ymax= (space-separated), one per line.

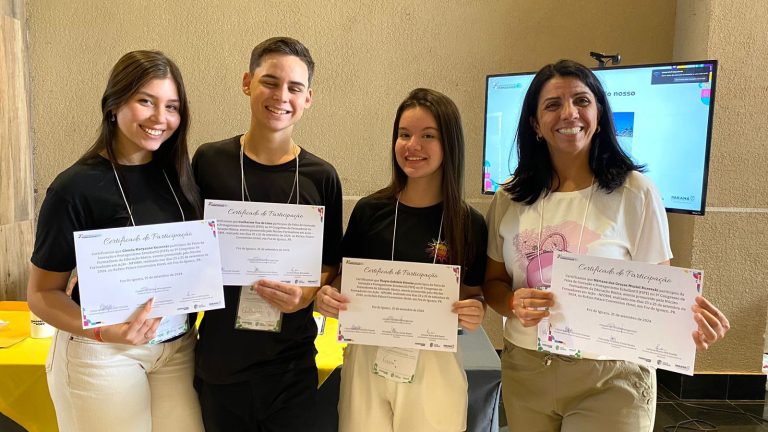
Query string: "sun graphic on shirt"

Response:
xmin=426 ymin=239 xmax=449 ymax=263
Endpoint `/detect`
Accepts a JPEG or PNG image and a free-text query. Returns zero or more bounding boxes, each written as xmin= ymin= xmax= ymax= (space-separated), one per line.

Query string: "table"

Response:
xmin=0 ymin=309 xmax=346 ymax=432
xmin=0 ymin=303 xmax=57 ymax=432
xmin=314 ymin=313 xmax=345 ymax=385
xmin=0 ymin=308 xmax=500 ymax=432
xmin=315 ymin=327 xmax=502 ymax=432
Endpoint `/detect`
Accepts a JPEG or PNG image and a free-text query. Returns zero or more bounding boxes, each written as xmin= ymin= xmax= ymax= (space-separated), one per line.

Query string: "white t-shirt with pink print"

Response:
xmin=487 ymin=171 xmax=673 ymax=358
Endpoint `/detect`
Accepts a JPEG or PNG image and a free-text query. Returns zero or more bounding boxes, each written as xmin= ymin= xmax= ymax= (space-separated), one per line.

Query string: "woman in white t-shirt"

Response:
xmin=482 ymin=59 xmax=730 ymax=432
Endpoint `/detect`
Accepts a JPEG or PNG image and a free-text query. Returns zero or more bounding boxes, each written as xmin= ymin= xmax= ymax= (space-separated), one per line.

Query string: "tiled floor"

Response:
xmin=498 ymin=384 xmax=768 ymax=432
xmin=654 ymin=385 xmax=768 ymax=431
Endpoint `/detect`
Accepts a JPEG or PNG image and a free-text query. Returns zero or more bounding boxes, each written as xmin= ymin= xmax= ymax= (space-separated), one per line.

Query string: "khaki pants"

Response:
xmin=501 ymin=340 xmax=656 ymax=432
xmin=339 ymin=344 xmax=468 ymax=432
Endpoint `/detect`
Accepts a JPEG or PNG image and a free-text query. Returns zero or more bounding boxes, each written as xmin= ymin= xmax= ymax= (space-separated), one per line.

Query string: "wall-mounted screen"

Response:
xmin=482 ymin=60 xmax=717 ymax=215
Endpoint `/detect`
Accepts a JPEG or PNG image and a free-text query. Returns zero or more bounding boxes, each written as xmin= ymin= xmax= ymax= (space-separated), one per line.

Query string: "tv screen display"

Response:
xmin=482 ymin=60 xmax=717 ymax=215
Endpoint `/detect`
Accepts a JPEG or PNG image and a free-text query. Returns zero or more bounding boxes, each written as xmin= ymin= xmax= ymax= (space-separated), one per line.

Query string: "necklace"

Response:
xmin=240 ymin=135 xmax=300 ymax=204
xmin=111 ymin=161 xmax=185 ymax=226
xmin=391 ymin=194 xmax=444 ymax=264
xmin=535 ymin=177 xmax=595 ymax=286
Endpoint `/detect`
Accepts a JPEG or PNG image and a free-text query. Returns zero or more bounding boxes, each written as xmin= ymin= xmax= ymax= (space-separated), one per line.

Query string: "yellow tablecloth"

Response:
xmin=0 ymin=309 xmax=58 ymax=432
xmin=0 ymin=308 xmax=345 ymax=432
xmin=313 ymin=313 xmax=346 ymax=385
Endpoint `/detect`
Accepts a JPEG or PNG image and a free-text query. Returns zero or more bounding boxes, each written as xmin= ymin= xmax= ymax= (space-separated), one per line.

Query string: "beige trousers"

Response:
xmin=339 ymin=344 xmax=468 ymax=432
xmin=502 ymin=340 xmax=656 ymax=432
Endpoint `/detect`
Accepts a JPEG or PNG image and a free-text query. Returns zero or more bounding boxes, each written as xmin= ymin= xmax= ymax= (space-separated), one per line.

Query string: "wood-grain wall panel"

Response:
xmin=0 ymin=15 xmax=33 ymax=225
xmin=0 ymin=0 xmax=22 ymax=20
xmin=1 ymin=7 xmax=34 ymax=300
xmin=0 ymin=220 xmax=33 ymax=300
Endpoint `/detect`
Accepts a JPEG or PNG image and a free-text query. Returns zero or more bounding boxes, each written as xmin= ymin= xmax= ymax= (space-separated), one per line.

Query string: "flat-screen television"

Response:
xmin=482 ymin=60 xmax=717 ymax=215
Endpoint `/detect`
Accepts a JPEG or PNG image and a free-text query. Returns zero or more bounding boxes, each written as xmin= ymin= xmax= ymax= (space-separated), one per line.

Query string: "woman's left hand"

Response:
xmin=691 ymin=295 xmax=730 ymax=351
xmin=452 ymin=298 xmax=485 ymax=331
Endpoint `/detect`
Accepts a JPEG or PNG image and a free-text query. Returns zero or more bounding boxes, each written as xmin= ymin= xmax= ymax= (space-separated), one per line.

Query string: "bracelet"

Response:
xmin=93 ymin=327 xmax=104 ymax=343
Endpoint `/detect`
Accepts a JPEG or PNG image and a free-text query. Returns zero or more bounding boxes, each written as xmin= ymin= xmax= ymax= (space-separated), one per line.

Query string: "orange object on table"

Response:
xmin=0 ymin=301 xmax=30 ymax=311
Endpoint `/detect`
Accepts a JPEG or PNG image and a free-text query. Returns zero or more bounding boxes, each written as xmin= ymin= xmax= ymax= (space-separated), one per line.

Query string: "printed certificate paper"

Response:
xmin=74 ymin=220 xmax=225 ymax=329
xmin=338 ymin=258 xmax=461 ymax=352
xmin=539 ymin=252 xmax=702 ymax=375
xmin=204 ymin=200 xmax=325 ymax=286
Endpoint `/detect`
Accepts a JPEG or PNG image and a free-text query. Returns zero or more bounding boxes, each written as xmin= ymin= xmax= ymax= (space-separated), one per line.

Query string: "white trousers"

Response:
xmin=339 ymin=344 xmax=468 ymax=432
xmin=46 ymin=329 xmax=203 ymax=432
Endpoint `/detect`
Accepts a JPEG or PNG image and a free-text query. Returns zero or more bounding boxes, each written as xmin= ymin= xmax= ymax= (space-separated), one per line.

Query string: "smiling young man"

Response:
xmin=192 ymin=37 xmax=342 ymax=431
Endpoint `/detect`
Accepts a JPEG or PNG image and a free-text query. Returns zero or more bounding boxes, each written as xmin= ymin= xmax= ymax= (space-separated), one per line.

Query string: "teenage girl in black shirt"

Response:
xmin=27 ymin=51 xmax=204 ymax=432
xmin=317 ymin=88 xmax=487 ymax=432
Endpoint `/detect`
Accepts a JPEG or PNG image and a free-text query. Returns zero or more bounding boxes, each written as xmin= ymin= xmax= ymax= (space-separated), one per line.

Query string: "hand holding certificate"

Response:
xmin=204 ymin=199 xmax=325 ymax=286
xmin=338 ymin=258 xmax=461 ymax=352
xmin=205 ymin=199 xmax=326 ymax=332
xmin=538 ymin=252 xmax=703 ymax=374
xmin=74 ymin=219 xmax=225 ymax=329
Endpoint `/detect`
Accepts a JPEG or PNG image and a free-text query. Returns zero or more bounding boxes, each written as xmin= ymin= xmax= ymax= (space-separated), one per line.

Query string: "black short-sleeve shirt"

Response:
xmin=31 ymin=155 xmax=194 ymax=304
xmin=192 ymin=136 xmax=343 ymax=383
xmin=342 ymin=195 xmax=487 ymax=287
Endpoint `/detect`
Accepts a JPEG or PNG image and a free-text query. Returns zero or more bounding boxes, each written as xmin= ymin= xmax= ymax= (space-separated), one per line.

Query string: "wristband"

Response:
xmin=93 ymin=327 xmax=104 ymax=343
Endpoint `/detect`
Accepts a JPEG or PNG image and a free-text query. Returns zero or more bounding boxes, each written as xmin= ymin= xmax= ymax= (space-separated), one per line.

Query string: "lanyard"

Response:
xmin=240 ymin=136 xmax=300 ymax=204
xmin=391 ymin=194 xmax=444 ymax=264
xmin=111 ymin=161 xmax=185 ymax=226
xmin=536 ymin=177 xmax=595 ymax=286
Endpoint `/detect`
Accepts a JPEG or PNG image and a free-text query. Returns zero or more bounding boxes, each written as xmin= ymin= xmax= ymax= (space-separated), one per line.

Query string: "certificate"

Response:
xmin=204 ymin=199 xmax=325 ymax=286
xmin=74 ymin=220 xmax=225 ymax=329
xmin=539 ymin=252 xmax=702 ymax=375
xmin=338 ymin=257 xmax=461 ymax=352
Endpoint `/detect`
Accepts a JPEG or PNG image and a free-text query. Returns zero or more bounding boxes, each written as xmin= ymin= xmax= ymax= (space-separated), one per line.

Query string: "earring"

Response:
xmin=110 ymin=113 xmax=116 ymax=122
xmin=596 ymin=126 xmax=601 ymax=133
xmin=536 ymin=134 xmax=543 ymax=142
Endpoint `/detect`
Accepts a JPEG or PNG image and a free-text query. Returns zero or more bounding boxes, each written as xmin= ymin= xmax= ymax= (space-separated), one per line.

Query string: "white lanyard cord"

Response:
xmin=536 ymin=177 xmax=595 ymax=286
xmin=240 ymin=137 xmax=300 ymax=204
xmin=111 ymin=161 xmax=185 ymax=227
xmin=391 ymin=194 xmax=444 ymax=265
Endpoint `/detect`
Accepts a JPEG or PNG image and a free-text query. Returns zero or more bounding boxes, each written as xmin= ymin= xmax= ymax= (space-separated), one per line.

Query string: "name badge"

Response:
xmin=537 ymin=316 xmax=581 ymax=357
xmin=536 ymin=286 xmax=581 ymax=358
xmin=235 ymin=285 xmax=283 ymax=332
xmin=149 ymin=314 xmax=188 ymax=344
xmin=373 ymin=346 xmax=419 ymax=383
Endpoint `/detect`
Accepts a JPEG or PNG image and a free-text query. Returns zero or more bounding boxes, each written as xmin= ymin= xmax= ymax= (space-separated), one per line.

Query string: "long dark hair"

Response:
xmin=503 ymin=59 xmax=643 ymax=205
xmin=374 ymin=88 xmax=474 ymax=268
xmin=80 ymin=50 xmax=201 ymax=218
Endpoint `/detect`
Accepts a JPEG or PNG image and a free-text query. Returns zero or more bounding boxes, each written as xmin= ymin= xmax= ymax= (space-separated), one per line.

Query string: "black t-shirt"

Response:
xmin=192 ymin=135 xmax=343 ymax=383
xmin=31 ymin=155 xmax=194 ymax=304
xmin=342 ymin=195 xmax=488 ymax=287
